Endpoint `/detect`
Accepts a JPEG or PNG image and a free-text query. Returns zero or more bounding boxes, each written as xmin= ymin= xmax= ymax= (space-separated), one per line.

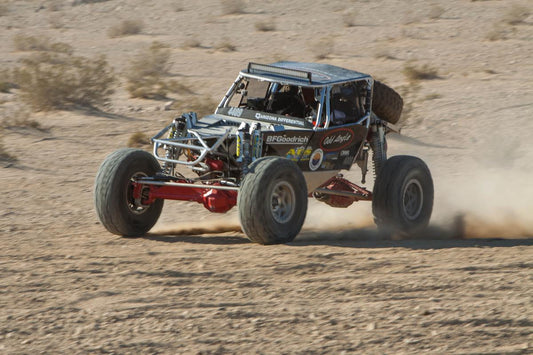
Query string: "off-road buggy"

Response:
xmin=95 ymin=62 xmax=433 ymax=244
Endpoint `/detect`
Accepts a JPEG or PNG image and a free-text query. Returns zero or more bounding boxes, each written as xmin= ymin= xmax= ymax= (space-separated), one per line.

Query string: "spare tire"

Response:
xmin=372 ymin=80 xmax=403 ymax=124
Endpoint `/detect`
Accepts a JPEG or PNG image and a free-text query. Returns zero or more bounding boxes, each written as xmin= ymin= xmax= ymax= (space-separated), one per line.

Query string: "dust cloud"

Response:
xmin=433 ymin=168 xmax=533 ymax=239
xmin=151 ymin=215 xmax=242 ymax=236
xmin=150 ymin=167 xmax=533 ymax=240
xmin=390 ymin=129 xmax=533 ymax=240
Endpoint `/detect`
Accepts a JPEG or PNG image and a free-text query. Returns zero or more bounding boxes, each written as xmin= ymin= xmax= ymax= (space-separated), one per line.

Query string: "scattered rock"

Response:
xmin=164 ymin=101 xmax=175 ymax=111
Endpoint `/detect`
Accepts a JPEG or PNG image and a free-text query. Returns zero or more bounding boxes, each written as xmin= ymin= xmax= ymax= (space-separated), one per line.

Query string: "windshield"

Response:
xmin=228 ymin=78 xmax=320 ymax=120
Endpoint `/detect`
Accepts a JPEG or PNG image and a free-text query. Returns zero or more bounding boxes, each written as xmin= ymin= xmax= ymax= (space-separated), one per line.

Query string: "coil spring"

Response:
xmin=370 ymin=124 xmax=387 ymax=179
xmin=163 ymin=120 xmax=182 ymax=175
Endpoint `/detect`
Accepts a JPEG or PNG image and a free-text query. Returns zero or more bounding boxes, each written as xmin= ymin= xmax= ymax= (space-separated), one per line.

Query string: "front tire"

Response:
xmin=94 ymin=148 xmax=164 ymax=237
xmin=238 ymin=157 xmax=308 ymax=244
xmin=372 ymin=155 xmax=433 ymax=235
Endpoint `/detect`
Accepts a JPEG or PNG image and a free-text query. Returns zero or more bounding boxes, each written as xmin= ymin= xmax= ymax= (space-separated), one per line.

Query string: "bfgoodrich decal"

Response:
xmin=320 ymin=128 xmax=354 ymax=151
xmin=266 ymin=135 xmax=310 ymax=145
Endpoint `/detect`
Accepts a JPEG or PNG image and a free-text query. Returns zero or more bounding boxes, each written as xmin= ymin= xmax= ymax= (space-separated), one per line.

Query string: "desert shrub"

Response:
xmin=0 ymin=69 xmax=15 ymax=93
xmin=484 ymin=6 xmax=528 ymax=41
xmin=13 ymin=34 xmax=73 ymax=54
xmin=125 ymin=41 xmax=191 ymax=99
xmin=0 ymin=134 xmax=16 ymax=162
xmin=173 ymin=1 xmax=184 ymax=12
xmin=46 ymin=0 xmax=63 ymax=11
xmin=310 ymin=37 xmax=334 ymax=60
xmin=402 ymin=10 xmax=423 ymax=25
xmin=129 ymin=42 xmax=172 ymax=77
xmin=108 ymin=19 xmax=143 ymax=38
xmin=485 ymin=24 xmax=513 ymax=41
xmin=373 ymin=46 xmax=396 ymax=60
xmin=255 ymin=20 xmax=275 ymax=32
xmin=1 ymin=108 xmax=45 ymax=131
xmin=181 ymin=38 xmax=201 ymax=49
xmin=125 ymin=42 xmax=170 ymax=99
xmin=215 ymin=39 xmax=236 ymax=52
xmin=402 ymin=62 xmax=439 ymax=81
xmin=220 ymin=0 xmax=245 ymax=15
xmin=342 ymin=9 xmax=358 ymax=27
xmin=0 ymin=3 xmax=8 ymax=16
xmin=48 ymin=13 xmax=64 ymax=29
xmin=502 ymin=5 xmax=530 ymax=25
xmin=0 ymin=81 xmax=11 ymax=93
xmin=127 ymin=77 xmax=189 ymax=99
xmin=12 ymin=52 xmax=115 ymax=111
xmin=428 ymin=5 xmax=445 ymax=19
xmin=0 ymin=108 xmax=46 ymax=162
xmin=127 ymin=132 xmax=151 ymax=147
xmin=424 ymin=93 xmax=442 ymax=100
xmin=72 ymin=0 xmax=110 ymax=5
xmin=5 ymin=118 xmax=43 ymax=130
xmin=169 ymin=97 xmax=217 ymax=117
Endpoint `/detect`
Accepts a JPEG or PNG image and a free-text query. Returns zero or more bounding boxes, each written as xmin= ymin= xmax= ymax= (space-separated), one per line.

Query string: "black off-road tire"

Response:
xmin=94 ymin=148 xmax=164 ymax=237
xmin=372 ymin=155 xmax=433 ymax=235
xmin=238 ymin=157 xmax=308 ymax=245
xmin=372 ymin=80 xmax=404 ymax=124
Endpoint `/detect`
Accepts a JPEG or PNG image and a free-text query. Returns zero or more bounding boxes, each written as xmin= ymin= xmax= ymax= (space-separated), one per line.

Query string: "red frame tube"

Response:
xmin=131 ymin=181 xmax=237 ymax=213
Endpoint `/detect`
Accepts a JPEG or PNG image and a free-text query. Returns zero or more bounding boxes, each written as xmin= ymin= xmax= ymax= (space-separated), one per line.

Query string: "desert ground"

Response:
xmin=1 ymin=0 xmax=532 ymax=353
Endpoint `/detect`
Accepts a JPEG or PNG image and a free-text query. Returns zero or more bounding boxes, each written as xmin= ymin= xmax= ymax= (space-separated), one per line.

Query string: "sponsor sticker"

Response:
xmin=342 ymin=156 xmax=354 ymax=166
xmin=325 ymin=152 xmax=339 ymax=161
xmin=309 ymin=149 xmax=324 ymax=171
xmin=321 ymin=161 xmax=336 ymax=170
xmin=218 ymin=107 xmax=311 ymax=128
xmin=320 ymin=128 xmax=354 ymax=151
xmin=255 ymin=113 xmax=305 ymax=127
xmin=266 ymin=135 xmax=310 ymax=145
xmin=339 ymin=150 xmax=351 ymax=157
xmin=286 ymin=146 xmax=313 ymax=161
xmin=227 ymin=107 xmax=244 ymax=117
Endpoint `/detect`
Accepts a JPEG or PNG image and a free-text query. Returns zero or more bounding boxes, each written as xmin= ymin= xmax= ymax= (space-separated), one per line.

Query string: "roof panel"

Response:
xmin=241 ymin=61 xmax=371 ymax=86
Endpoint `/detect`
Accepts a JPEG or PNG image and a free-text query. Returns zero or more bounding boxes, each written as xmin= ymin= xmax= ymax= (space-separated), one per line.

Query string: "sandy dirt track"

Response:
xmin=1 ymin=0 xmax=532 ymax=353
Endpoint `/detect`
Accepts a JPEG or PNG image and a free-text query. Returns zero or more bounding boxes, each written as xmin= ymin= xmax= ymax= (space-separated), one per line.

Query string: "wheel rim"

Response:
xmin=402 ymin=178 xmax=423 ymax=221
xmin=127 ymin=172 xmax=150 ymax=215
xmin=270 ymin=181 xmax=295 ymax=224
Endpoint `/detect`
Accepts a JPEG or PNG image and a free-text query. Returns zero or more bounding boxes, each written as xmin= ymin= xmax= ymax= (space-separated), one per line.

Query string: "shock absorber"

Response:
xmin=370 ymin=123 xmax=387 ymax=178
xmin=163 ymin=116 xmax=187 ymax=176
xmin=236 ymin=122 xmax=251 ymax=175
xmin=250 ymin=122 xmax=262 ymax=161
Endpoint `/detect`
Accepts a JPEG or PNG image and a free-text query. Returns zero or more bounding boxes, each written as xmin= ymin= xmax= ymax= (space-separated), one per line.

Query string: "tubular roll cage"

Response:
xmin=219 ymin=63 xmax=375 ymax=131
xmin=150 ymin=63 xmax=401 ymax=181
xmin=151 ymin=112 xmax=231 ymax=167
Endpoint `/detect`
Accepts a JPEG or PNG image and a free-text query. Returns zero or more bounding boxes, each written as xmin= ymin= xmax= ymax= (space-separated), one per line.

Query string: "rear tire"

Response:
xmin=372 ymin=80 xmax=404 ymax=124
xmin=372 ymin=155 xmax=433 ymax=235
xmin=238 ymin=157 xmax=308 ymax=244
xmin=94 ymin=148 xmax=164 ymax=237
